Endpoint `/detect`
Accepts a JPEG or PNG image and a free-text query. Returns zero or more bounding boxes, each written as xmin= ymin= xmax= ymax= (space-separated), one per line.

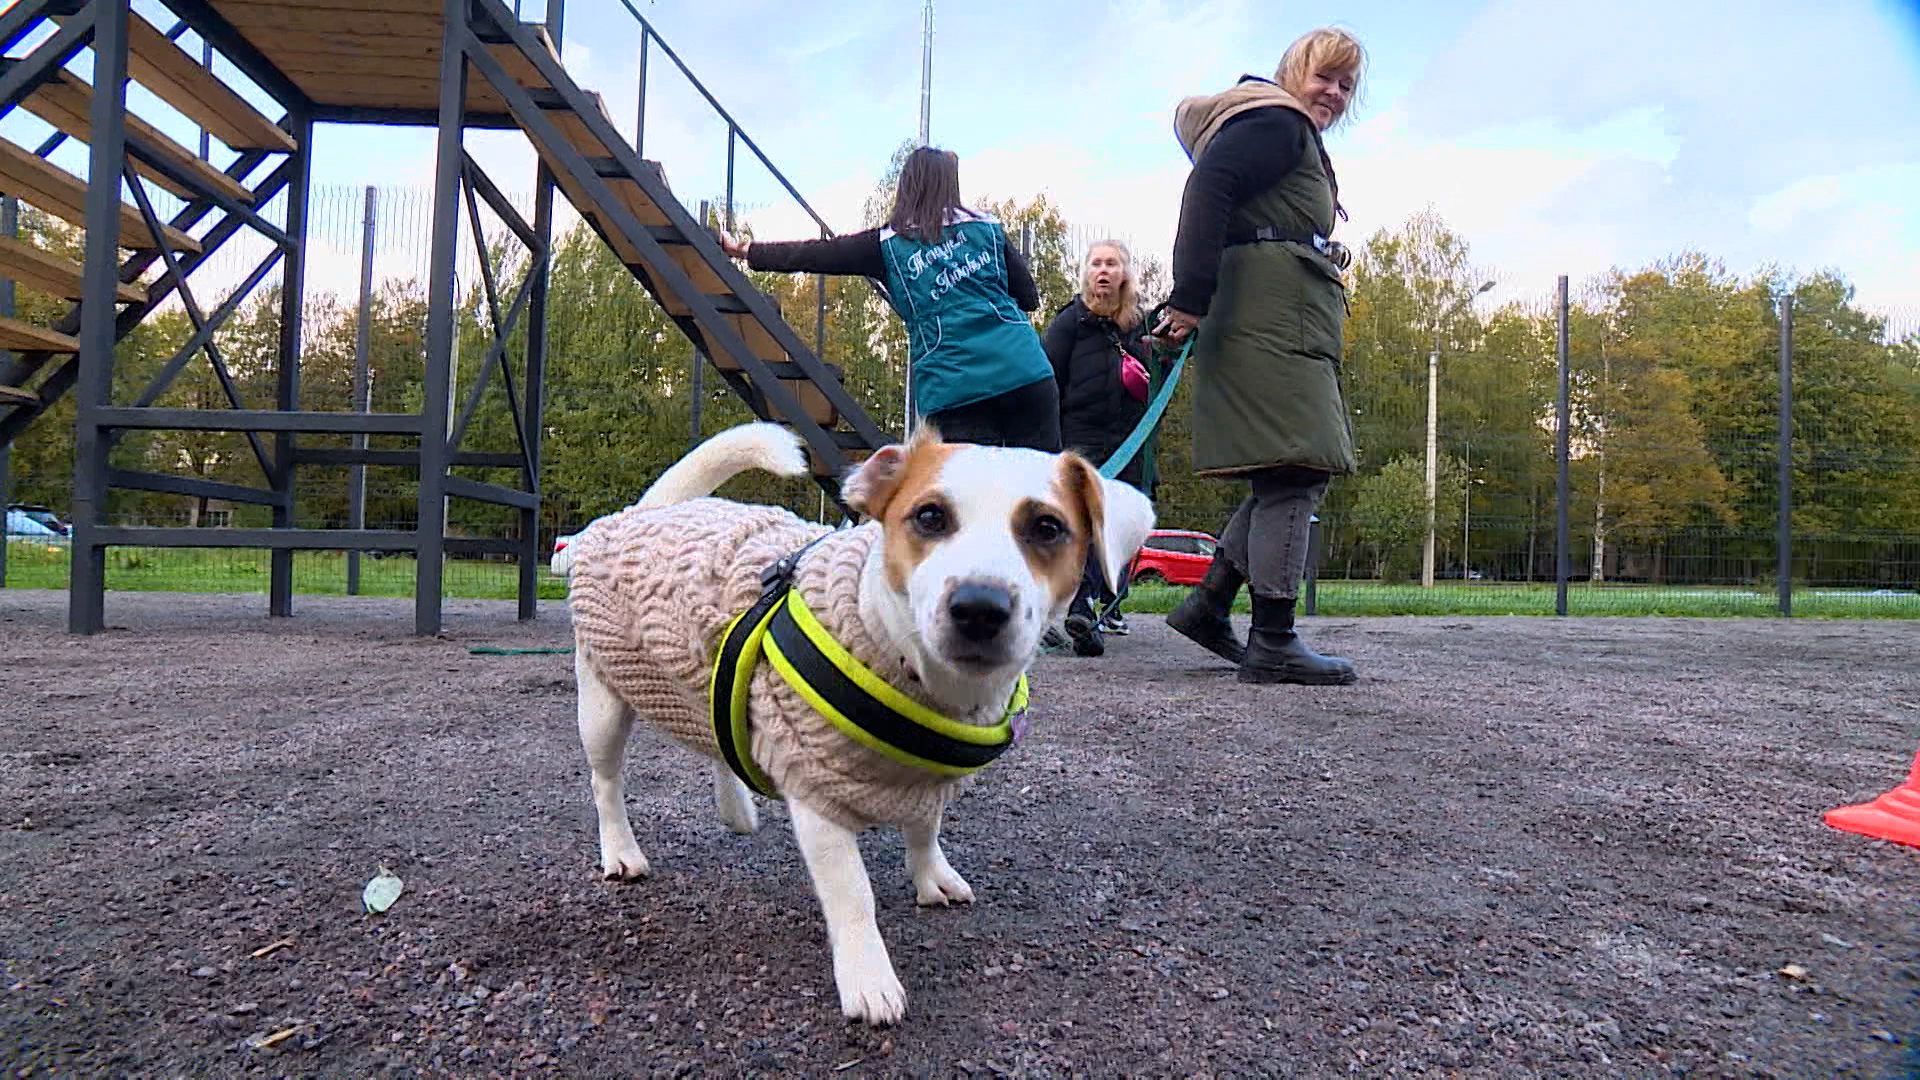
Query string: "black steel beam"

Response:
xmin=123 ymin=130 xmax=294 ymax=247
xmin=123 ymin=168 xmax=276 ymax=480
xmin=0 ymin=157 xmax=292 ymax=446
xmin=0 ymin=0 xmax=60 ymax=56
xmin=291 ymin=448 xmax=521 ymax=469
xmin=93 ymin=526 xmax=417 ymax=550
xmin=68 ymin=0 xmax=129 ymax=635
xmin=0 ymin=12 xmax=94 ymax=115
xmin=445 ymin=475 xmax=539 ymax=510
xmin=447 ymin=180 xmax=538 ymax=480
xmin=458 ymin=6 xmax=882 ymax=462
xmin=151 ymin=0 xmax=312 ymax=116
xmin=446 ymin=254 xmax=536 ymax=455
xmin=116 ymin=248 xmax=284 ymax=420
xmin=415 ymin=0 xmax=470 ymax=636
xmin=447 ymin=536 xmax=520 ymax=557
xmin=0 ymin=148 xmax=281 ymax=404
xmin=269 ymin=107 xmax=314 ymax=617
xmin=105 ymin=467 xmax=289 ymax=507
xmin=309 ymin=104 xmax=520 ymax=128
xmin=519 ymin=157 xmax=554 ymax=621
xmin=462 ymin=151 xmax=540 ymax=251
xmin=92 ymin=407 xmax=425 ymax=434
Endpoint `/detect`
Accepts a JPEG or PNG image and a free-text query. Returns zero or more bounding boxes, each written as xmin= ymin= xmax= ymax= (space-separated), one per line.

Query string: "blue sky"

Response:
xmin=6 ymin=0 xmax=1919 ymax=326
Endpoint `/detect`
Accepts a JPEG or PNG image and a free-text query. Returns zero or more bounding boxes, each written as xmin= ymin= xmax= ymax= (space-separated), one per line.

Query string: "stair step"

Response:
xmin=18 ymin=71 xmax=257 ymax=206
xmin=0 ymin=383 xmax=38 ymax=405
xmin=54 ymin=9 xmax=296 ymax=153
xmin=478 ymin=18 xmax=880 ymax=467
xmin=0 ymin=315 xmax=79 ymax=353
xmin=0 ymin=235 xmax=145 ymax=303
xmin=0 ymin=137 xmax=204 ymax=254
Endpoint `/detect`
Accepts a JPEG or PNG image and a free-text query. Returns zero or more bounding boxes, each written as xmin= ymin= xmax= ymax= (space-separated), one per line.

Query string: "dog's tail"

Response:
xmin=551 ymin=422 xmax=808 ymax=578
xmin=639 ymin=421 xmax=809 ymax=508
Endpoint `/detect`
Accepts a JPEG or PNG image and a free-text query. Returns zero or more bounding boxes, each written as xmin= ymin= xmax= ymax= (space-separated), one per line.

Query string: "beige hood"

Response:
xmin=1173 ymin=77 xmax=1313 ymax=162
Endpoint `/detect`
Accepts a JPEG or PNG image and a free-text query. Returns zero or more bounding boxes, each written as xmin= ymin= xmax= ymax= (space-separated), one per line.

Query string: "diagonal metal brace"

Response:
xmin=123 ymin=167 xmax=274 ymax=480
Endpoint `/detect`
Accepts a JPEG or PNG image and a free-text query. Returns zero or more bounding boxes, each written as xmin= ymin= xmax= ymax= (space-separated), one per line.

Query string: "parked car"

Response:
xmin=6 ymin=502 xmax=69 ymax=536
xmin=1128 ymin=529 xmax=1219 ymax=587
xmin=550 ymin=531 xmax=580 ymax=574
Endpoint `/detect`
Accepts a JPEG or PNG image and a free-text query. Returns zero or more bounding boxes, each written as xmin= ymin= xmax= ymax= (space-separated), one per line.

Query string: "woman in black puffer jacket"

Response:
xmin=1043 ymin=239 xmax=1154 ymax=656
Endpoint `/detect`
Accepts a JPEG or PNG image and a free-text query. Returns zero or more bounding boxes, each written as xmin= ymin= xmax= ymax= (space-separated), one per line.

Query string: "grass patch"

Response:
xmin=1119 ymin=580 xmax=1920 ymax=620
xmin=7 ymin=541 xmax=1916 ymax=619
xmin=4 ymin=540 xmax=570 ymax=602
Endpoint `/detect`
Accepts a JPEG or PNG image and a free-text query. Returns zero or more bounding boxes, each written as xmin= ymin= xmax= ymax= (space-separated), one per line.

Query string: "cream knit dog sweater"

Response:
xmin=566 ymin=497 xmax=986 ymax=832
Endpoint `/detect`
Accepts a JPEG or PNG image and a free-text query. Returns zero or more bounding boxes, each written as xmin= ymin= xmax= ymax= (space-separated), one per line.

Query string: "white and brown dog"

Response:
xmin=555 ymin=421 xmax=1153 ymax=1025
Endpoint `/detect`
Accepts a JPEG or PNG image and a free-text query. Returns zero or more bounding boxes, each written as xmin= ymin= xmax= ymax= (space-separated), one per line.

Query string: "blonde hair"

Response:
xmin=1080 ymin=240 xmax=1142 ymax=332
xmin=1275 ymin=27 xmax=1367 ymax=128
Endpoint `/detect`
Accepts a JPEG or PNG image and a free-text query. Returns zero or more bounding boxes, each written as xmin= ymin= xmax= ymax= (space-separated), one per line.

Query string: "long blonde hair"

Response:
xmin=1080 ymin=240 xmax=1142 ymax=332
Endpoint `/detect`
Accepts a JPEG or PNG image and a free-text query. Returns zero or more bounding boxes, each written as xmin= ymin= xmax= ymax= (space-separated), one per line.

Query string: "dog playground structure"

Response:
xmin=0 ymin=0 xmax=893 ymax=636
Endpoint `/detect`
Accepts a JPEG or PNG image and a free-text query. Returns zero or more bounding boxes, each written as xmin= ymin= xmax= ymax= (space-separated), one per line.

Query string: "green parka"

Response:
xmin=1173 ymin=79 xmax=1357 ymax=478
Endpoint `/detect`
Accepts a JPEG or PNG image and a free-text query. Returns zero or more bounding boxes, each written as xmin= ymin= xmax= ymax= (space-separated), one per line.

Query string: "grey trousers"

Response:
xmin=1216 ymin=466 xmax=1331 ymax=601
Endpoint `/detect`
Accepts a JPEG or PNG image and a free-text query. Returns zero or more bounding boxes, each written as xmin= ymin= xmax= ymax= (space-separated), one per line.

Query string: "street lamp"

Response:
xmin=1423 ymin=279 xmax=1496 ymax=589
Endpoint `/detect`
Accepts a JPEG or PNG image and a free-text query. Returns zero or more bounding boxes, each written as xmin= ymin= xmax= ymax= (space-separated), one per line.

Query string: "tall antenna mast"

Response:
xmin=918 ymin=0 xmax=933 ymax=146
xmin=906 ymin=0 xmax=934 ymax=433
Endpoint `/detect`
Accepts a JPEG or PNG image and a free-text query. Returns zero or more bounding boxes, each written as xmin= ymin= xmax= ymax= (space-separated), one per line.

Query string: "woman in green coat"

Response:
xmin=1152 ymin=27 xmax=1366 ymax=685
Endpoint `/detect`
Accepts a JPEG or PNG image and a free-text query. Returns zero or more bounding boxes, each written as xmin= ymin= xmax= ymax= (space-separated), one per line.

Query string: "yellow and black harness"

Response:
xmin=707 ymin=538 xmax=1030 ymax=800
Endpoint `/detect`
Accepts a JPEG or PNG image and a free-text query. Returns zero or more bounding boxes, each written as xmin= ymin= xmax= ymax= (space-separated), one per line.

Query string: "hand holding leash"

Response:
xmin=1150 ymin=305 xmax=1199 ymax=344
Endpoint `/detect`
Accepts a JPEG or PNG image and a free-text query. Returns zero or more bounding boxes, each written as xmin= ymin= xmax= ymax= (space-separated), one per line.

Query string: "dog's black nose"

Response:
xmin=947 ymin=583 xmax=1013 ymax=643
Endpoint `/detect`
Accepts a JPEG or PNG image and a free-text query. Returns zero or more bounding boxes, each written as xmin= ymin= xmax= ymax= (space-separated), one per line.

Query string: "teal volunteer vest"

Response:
xmin=878 ymin=211 xmax=1054 ymax=418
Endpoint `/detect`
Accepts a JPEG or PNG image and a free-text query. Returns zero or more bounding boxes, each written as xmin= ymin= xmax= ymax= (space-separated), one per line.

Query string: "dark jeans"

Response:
xmin=1216 ymin=465 xmax=1331 ymax=600
xmin=924 ymin=377 xmax=1061 ymax=452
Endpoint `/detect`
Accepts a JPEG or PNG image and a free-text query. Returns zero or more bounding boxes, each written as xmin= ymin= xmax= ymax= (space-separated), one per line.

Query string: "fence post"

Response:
xmin=348 ymin=185 xmax=377 ymax=596
xmin=1555 ymin=275 xmax=1570 ymax=617
xmin=0 ymin=196 xmax=12 ymax=590
xmin=1777 ymin=294 xmax=1793 ymax=617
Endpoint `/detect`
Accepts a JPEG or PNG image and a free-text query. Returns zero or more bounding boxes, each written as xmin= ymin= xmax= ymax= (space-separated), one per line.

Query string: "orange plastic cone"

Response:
xmin=1824 ymin=746 xmax=1920 ymax=849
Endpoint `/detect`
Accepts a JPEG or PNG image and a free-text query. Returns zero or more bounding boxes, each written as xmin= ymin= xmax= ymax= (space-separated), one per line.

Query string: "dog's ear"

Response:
xmin=1059 ymin=454 xmax=1157 ymax=596
xmin=841 ymin=444 xmax=909 ymax=519
xmin=841 ymin=423 xmax=946 ymax=519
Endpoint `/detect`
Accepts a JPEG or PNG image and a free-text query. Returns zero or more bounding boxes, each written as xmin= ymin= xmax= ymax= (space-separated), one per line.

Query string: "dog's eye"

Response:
xmin=911 ymin=504 xmax=950 ymax=537
xmin=1025 ymin=515 xmax=1070 ymax=546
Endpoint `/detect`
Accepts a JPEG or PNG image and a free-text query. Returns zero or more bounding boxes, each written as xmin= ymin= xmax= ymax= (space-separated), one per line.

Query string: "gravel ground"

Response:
xmin=2 ymin=587 xmax=1918 ymax=1079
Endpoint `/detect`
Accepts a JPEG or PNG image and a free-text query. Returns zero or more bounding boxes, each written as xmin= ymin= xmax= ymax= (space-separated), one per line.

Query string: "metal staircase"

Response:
xmin=0 ymin=0 xmax=891 ymax=635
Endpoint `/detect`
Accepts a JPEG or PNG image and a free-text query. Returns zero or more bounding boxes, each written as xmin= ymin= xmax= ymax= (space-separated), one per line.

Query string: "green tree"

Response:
xmin=1349 ymin=452 xmax=1467 ymax=581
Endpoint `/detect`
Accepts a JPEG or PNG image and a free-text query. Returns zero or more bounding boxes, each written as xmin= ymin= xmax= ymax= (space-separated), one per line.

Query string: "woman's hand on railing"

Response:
xmin=717 ymin=231 xmax=750 ymax=260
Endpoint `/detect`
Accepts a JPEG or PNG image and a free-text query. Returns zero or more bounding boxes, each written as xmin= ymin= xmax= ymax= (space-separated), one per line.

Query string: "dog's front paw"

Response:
xmin=912 ymin=861 xmax=974 ymax=907
xmin=599 ymin=842 xmax=651 ymax=881
xmin=834 ymin=941 xmax=907 ymax=1026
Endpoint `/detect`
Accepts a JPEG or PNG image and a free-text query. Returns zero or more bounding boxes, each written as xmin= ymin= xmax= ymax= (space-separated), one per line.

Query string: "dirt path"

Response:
xmin=3 ymin=588 xmax=1917 ymax=1078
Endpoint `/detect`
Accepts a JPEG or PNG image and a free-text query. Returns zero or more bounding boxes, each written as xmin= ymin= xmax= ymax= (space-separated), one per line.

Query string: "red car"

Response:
xmin=1127 ymin=529 xmax=1220 ymax=586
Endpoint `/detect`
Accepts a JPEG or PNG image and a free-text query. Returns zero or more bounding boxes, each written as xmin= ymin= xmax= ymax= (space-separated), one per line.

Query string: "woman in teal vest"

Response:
xmin=719 ymin=147 xmax=1060 ymax=452
xmin=1151 ymin=27 xmax=1367 ymax=686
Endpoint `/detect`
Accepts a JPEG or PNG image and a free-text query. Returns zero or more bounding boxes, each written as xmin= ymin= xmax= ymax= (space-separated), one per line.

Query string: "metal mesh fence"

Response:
xmin=5 ymin=180 xmax=1917 ymax=618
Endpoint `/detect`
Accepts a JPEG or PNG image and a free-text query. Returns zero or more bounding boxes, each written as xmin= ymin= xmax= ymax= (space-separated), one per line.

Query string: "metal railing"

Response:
xmin=614 ymin=0 xmax=892 ymax=356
